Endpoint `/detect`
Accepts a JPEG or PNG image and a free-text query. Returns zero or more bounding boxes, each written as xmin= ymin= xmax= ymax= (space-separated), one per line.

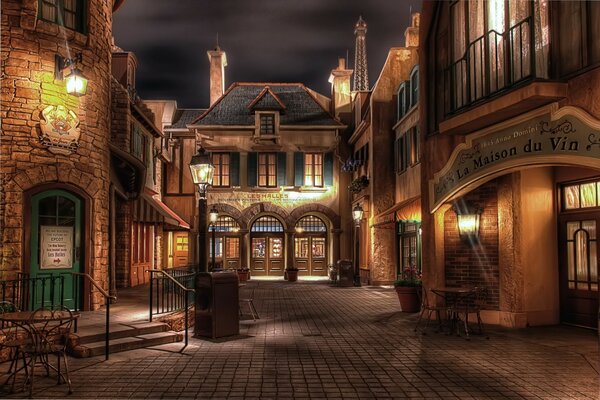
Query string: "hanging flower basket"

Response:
xmin=348 ymin=175 xmax=369 ymax=193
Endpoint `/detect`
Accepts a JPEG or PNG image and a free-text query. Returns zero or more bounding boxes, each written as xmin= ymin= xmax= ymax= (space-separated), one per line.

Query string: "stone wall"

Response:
xmin=0 ymin=0 xmax=114 ymax=309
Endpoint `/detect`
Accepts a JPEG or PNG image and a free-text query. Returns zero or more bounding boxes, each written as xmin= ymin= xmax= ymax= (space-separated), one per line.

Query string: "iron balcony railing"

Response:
xmin=0 ymin=273 xmax=66 ymax=312
xmin=447 ymin=16 xmax=536 ymax=114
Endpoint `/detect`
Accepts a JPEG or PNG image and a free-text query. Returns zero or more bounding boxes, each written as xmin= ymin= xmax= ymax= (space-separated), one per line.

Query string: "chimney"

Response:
xmin=207 ymin=46 xmax=227 ymax=106
xmin=328 ymin=57 xmax=353 ymax=121
xmin=404 ymin=13 xmax=420 ymax=48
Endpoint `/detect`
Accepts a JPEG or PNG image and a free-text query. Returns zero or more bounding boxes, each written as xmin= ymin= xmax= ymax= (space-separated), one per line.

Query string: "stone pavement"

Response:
xmin=2 ymin=280 xmax=599 ymax=399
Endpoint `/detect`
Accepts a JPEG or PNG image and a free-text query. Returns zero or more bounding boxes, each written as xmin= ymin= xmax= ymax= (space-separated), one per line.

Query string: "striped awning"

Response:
xmin=136 ymin=188 xmax=190 ymax=229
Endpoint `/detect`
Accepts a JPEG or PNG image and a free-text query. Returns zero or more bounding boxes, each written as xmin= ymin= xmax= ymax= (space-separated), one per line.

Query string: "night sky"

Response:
xmin=112 ymin=0 xmax=422 ymax=109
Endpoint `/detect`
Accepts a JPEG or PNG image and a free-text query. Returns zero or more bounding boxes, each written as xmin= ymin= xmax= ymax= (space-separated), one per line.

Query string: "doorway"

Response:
xmin=294 ymin=215 xmax=328 ymax=276
xmin=209 ymin=215 xmax=241 ymax=270
xmin=30 ymin=189 xmax=83 ymax=310
xmin=250 ymin=216 xmax=284 ymax=276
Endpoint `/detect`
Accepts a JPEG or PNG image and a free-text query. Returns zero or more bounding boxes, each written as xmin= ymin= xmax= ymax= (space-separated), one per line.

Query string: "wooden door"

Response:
xmin=268 ymin=237 xmax=284 ymax=275
xmin=251 ymin=237 xmax=267 ymax=276
xmin=224 ymin=237 xmax=240 ymax=270
xmin=173 ymin=232 xmax=189 ymax=268
xmin=295 ymin=237 xmax=310 ymax=274
xmin=559 ymin=213 xmax=599 ymax=328
xmin=310 ymin=237 xmax=327 ymax=276
xmin=30 ymin=190 xmax=83 ymax=310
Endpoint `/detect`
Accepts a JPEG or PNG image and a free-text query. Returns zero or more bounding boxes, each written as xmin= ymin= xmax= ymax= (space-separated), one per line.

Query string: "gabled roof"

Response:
xmin=247 ymin=86 xmax=286 ymax=112
xmin=191 ymin=83 xmax=343 ymax=127
xmin=165 ymin=108 xmax=206 ymax=130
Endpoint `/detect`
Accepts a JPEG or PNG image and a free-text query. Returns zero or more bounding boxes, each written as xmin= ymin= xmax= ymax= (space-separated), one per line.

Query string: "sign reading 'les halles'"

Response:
xmin=430 ymin=106 xmax=600 ymax=212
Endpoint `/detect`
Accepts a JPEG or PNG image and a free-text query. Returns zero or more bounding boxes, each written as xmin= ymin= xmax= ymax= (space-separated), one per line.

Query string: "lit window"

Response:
xmin=563 ymin=180 xmax=600 ymax=210
xmin=176 ymin=236 xmax=188 ymax=252
xmin=260 ymin=114 xmax=275 ymax=135
xmin=251 ymin=216 xmax=284 ymax=232
xmin=295 ymin=215 xmax=327 ymax=232
xmin=38 ymin=0 xmax=86 ymax=33
xmin=258 ymin=153 xmax=277 ymax=187
xmin=304 ymin=153 xmax=323 ymax=187
xmin=397 ymin=221 xmax=421 ymax=278
xmin=212 ymin=153 xmax=230 ymax=187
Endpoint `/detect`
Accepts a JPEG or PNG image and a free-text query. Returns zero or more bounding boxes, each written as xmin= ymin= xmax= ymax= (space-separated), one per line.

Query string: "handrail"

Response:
xmin=147 ymin=269 xmax=195 ymax=348
xmin=63 ymin=272 xmax=116 ymax=361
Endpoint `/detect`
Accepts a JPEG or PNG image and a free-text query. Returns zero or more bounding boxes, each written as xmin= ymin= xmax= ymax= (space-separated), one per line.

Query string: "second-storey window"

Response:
xmin=258 ymin=153 xmax=277 ymax=187
xmin=38 ymin=0 xmax=86 ymax=33
xmin=131 ymin=123 xmax=146 ymax=163
xmin=212 ymin=153 xmax=230 ymax=187
xmin=259 ymin=114 xmax=275 ymax=135
xmin=304 ymin=153 xmax=323 ymax=187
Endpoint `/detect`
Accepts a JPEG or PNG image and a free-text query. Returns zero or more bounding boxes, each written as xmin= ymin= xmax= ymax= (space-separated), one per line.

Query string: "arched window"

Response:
xmin=295 ymin=216 xmax=327 ymax=233
xmin=251 ymin=216 xmax=284 ymax=232
xmin=210 ymin=216 xmax=240 ymax=232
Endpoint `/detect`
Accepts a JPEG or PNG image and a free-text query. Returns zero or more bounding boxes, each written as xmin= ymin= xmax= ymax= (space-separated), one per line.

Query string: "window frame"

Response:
xmin=396 ymin=221 xmax=422 ymax=278
xmin=304 ymin=153 xmax=324 ymax=187
xmin=259 ymin=113 xmax=276 ymax=136
xmin=258 ymin=152 xmax=277 ymax=188
xmin=38 ymin=0 xmax=87 ymax=34
xmin=212 ymin=153 xmax=231 ymax=188
xmin=409 ymin=66 xmax=419 ymax=108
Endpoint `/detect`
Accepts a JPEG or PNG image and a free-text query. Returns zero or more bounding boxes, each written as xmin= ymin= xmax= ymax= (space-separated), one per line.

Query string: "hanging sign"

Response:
xmin=430 ymin=106 xmax=600 ymax=212
xmin=208 ymin=187 xmax=337 ymax=210
xmin=40 ymin=226 xmax=73 ymax=269
xmin=39 ymin=105 xmax=81 ymax=155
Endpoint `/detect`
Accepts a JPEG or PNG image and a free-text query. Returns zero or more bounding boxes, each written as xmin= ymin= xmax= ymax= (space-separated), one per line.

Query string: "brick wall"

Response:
xmin=115 ymin=198 xmax=131 ymax=288
xmin=444 ymin=181 xmax=500 ymax=309
xmin=1 ymin=0 xmax=115 ymax=310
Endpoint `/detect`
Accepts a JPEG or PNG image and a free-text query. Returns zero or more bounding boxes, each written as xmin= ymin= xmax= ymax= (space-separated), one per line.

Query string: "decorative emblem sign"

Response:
xmin=39 ymin=105 xmax=80 ymax=154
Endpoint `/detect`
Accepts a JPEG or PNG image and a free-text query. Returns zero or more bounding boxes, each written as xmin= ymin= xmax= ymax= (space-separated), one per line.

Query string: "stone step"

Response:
xmin=69 ymin=331 xmax=183 ymax=358
xmin=72 ymin=321 xmax=169 ymax=345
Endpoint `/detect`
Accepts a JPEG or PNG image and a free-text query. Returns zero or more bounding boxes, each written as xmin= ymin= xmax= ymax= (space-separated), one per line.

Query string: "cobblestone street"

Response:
xmin=4 ymin=281 xmax=598 ymax=399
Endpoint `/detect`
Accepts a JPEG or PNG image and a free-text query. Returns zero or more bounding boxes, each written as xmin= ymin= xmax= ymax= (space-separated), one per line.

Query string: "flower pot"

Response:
xmin=237 ymin=270 xmax=249 ymax=282
xmin=286 ymin=270 xmax=298 ymax=282
xmin=395 ymin=286 xmax=421 ymax=313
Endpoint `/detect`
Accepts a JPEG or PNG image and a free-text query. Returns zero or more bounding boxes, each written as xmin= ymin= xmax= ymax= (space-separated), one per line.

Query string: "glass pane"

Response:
xmin=582 ymin=220 xmax=597 ymax=240
xmin=564 ymin=185 xmax=580 ymax=209
xmin=567 ymin=221 xmax=580 ymax=239
xmin=270 ymin=238 xmax=282 ymax=258
xmin=590 ymin=240 xmax=597 ymax=285
xmin=226 ymin=238 xmax=239 ymax=258
xmin=295 ymin=238 xmax=309 ymax=258
xmin=567 ymin=241 xmax=574 ymax=283
xmin=580 ymin=183 xmax=597 ymax=208
xmin=252 ymin=238 xmax=265 ymax=258
xmin=57 ymin=217 xmax=74 ymax=226
xmin=57 ymin=196 xmax=75 ymax=217
xmin=575 ymin=230 xmax=589 ymax=286
xmin=312 ymin=238 xmax=325 ymax=258
xmin=39 ymin=217 xmax=56 ymax=226
xmin=39 ymin=196 xmax=57 ymax=217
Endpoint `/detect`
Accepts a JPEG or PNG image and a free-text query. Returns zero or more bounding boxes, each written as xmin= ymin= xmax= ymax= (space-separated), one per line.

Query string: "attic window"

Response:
xmin=260 ymin=114 xmax=275 ymax=135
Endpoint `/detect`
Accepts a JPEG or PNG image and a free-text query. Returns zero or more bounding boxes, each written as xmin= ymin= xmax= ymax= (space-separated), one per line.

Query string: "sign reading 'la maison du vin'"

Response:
xmin=431 ymin=106 xmax=600 ymax=211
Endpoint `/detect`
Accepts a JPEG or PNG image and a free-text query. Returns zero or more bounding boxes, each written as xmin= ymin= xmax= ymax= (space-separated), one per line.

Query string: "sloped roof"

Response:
xmin=165 ymin=108 xmax=206 ymax=129
xmin=248 ymin=86 xmax=286 ymax=111
xmin=191 ymin=83 xmax=342 ymax=127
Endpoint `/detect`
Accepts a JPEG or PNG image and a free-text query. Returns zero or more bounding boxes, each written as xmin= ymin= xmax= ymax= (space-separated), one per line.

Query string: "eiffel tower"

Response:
xmin=353 ymin=16 xmax=369 ymax=91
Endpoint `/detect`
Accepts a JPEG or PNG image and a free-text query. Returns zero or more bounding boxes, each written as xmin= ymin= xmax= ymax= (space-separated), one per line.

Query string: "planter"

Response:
xmin=237 ymin=270 xmax=249 ymax=282
xmin=286 ymin=270 xmax=298 ymax=282
xmin=395 ymin=286 xmax=421 ymax=313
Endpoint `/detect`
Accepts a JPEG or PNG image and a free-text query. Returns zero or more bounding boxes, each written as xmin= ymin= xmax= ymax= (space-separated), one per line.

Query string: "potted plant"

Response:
xmin=237 ymin=267 xmax=250 ymax=282
xmin=286 ymin=266 xmax=299 ymax=282
xmin=394 ymin=264 xmax=422 ymax=313
xmin=348 ymin=175 xmax=369 ymax=193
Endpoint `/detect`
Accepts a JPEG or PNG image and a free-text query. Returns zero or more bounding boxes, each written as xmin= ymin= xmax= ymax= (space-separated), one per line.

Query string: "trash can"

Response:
xmin=194 ymin=271 xmax=239 ymax=339
xmin=336 ymin=259 xmax=354 ymax=287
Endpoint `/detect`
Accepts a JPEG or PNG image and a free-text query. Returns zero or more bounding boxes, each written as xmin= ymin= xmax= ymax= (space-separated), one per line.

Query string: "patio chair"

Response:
xmin=24 ymin=305 xmax=75 ymax=396
xmin=0 ymin=301 xmax=31 ymax=392
xmin=456 ymin=286 xmax=489 ymax=339
xmin=414 ymin=287 xmax=449 ymax=335
xmin=239 ymin=287 xmax=259 ymax=321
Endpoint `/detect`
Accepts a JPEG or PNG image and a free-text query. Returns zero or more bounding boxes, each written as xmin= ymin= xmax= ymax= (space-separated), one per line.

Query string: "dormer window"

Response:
xmin=260 ymin=114 xmax=275 ymax=135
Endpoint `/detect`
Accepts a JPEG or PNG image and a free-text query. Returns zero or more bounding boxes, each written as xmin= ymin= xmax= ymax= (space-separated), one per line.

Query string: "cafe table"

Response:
xmin=430 ymin=286 xmax=476 ymax=338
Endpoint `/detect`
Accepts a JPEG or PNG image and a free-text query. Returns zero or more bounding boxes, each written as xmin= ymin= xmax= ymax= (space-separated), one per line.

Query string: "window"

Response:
xmin=176 ymin=236 xmax=188 ymax=252
xmin=410 ymin=66 xmax=419 ymax=107
xmin=563 ymin=180 xmax=600 ymax=210
xmin=258 ymin=153 xmax=277 ymax=187
xmin=295 ymin=215 xmax=327 ymax=233
xmin=38 ymin=0 xmax=86 ymax=33
xmin=394 ymin=127 xmax=420 ymax=174
xmin=251 ymin=216 xmax=284 ymax=232
xmin=556 ymin=1 xmax=600 ymax=76
xmin=304 ymin=153 xmax=323 ymax=187
xmin=226 ymin=238 xmax=240 ymax=258
xmin=259 ymin=114 xmax=275 ymax=135
xmin=212 ymin=153 xmax=230 ymax=187
xmin=131 ymin=122 xmax=146 ymax=163
xmin=211 ymin=215 xmax=240 ymax=232
xmin=397 ymin=221 xmax=421 ymax=278
xmin=397 ymin=84 xmax=406 ymax=120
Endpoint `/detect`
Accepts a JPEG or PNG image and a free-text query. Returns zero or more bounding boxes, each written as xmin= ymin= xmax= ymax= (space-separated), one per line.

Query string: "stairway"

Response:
xmin=68 ymin=320 xmax=183 ymax=358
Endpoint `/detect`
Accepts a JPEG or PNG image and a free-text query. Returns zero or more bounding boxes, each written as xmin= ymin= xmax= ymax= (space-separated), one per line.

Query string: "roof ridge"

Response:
xmin=247 ymin=86 xmax=287 ymax=111
xmin=190 ymin=82 xmax=240 ymax=125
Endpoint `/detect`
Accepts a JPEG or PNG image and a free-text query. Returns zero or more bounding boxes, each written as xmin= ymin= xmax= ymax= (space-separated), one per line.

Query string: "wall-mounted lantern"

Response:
xmin=55 ymin=53 xmax=88 ymax=97
xmin=453 ymin=200 xmax=482 ymax=244
xmin=352 ymin=204 xmax=364 ymax=227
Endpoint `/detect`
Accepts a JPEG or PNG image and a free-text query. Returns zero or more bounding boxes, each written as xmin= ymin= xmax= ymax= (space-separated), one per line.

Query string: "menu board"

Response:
xmin=40 ymin=226 xmax=73 ymax=269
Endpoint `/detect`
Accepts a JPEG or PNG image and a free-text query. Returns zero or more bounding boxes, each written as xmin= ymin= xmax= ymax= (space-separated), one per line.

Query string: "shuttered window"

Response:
xmin=258 ymin=153 xmax=277 ymax=187
xmin=212 ymin=153 xmax=230 ymax=187
xmin=304 ymin=153 xmax=323 ymax=187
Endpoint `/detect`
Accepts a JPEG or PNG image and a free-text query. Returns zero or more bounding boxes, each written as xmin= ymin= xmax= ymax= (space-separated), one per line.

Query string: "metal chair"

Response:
xmin=457 ymin=286 xmax=489 ymax=339
xmin=239 ymin=287 xmax=259 ymax=321
xmin=0 ymin=301 xmax=31 ymax=392
xmin=414 ymin=287 xmax=449 ymax=335
xmin=24 ymin=305 xmax=75 ymax=395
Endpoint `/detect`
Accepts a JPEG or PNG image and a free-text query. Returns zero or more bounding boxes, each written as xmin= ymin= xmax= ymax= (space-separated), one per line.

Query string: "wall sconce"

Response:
xmin=453 ymin=201 xmax=482 ymax=244
xmin=352 ymin=204 xmax=364 ymax=227
xmin=55 ymin=53 xmax=88 ymax=97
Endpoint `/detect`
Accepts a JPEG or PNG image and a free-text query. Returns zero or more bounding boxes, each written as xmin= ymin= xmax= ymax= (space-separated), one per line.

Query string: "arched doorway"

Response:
xmin=29 ymin=189 xmax=84 ymax=309
xmin=209 ymin=215 xmax=242 ymax=270
xmin=294 ymin=215 xmax=328 ymax=276
xmin=250 ymin=215 xmax=284 ymax=276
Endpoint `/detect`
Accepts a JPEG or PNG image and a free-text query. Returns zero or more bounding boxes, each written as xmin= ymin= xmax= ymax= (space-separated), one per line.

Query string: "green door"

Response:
xmin=30 ymin=189 xmax=83 ymax=310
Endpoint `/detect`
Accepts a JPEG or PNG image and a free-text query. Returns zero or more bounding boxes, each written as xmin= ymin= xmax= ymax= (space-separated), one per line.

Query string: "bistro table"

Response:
xmin=0 ymin=309 xmax=79 ymax=394
xmin=431 ymin=286 xmax=476 ymax=338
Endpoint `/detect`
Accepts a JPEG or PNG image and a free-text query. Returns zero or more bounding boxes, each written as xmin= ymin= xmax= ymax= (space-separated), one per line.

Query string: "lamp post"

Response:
xmin=209 ymin=206 xmax=219 ymax=271
xmin=189 ymin=146 xmax=215 ymax=273
xmin=352 ymin=204 xmax=364 ymax=287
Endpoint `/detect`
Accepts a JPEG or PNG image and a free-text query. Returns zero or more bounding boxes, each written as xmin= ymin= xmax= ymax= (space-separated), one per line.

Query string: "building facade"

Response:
xmin=420 ymin=0 xmax=600 ymax=329
xmin=1 ymin=0 xmax=126 ymax=310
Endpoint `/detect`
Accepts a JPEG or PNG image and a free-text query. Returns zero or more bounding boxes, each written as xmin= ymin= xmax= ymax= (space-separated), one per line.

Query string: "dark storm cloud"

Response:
xmin=113 ymin=0 xmax=422 ymax=108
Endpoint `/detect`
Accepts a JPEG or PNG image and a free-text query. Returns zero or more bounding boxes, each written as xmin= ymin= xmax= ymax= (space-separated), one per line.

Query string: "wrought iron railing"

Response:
xmin=0 ymin=273 xmax=66 ymax=312
xmin=147 ymin=267 xmax=195 ymax=347
xmin=447 ymin=16 xmax=535 ymax=114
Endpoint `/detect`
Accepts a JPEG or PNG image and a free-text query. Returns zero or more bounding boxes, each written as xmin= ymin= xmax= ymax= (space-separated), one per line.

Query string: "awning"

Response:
xmin=374 ymin=196 xmax=422 ymax=225
xmin=140 ymin=188 xmax=190 ymax=229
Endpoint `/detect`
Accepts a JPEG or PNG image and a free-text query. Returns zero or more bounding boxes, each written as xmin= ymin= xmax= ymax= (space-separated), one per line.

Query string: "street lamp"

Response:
xmin=189 ymin=146 xmax=214 ymax=273
xmin=352 ymin=204 xmax=364 ymax=287
xmin=209 ymin=206 xmax=219 ymax=271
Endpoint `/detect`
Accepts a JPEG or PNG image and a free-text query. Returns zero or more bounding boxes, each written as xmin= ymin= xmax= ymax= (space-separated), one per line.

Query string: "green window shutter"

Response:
xmin=324 ymin=152 xmax=334 ymax=186
xmin=247 ymin=152 xmax=257 ymax=187
xmin=230 ymin=152 xmax=240 ymax=186
xmin=294 ymin=152 xmax=304 ymax=187
xmin=277 ymin=152 xmax=286 ymax=186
